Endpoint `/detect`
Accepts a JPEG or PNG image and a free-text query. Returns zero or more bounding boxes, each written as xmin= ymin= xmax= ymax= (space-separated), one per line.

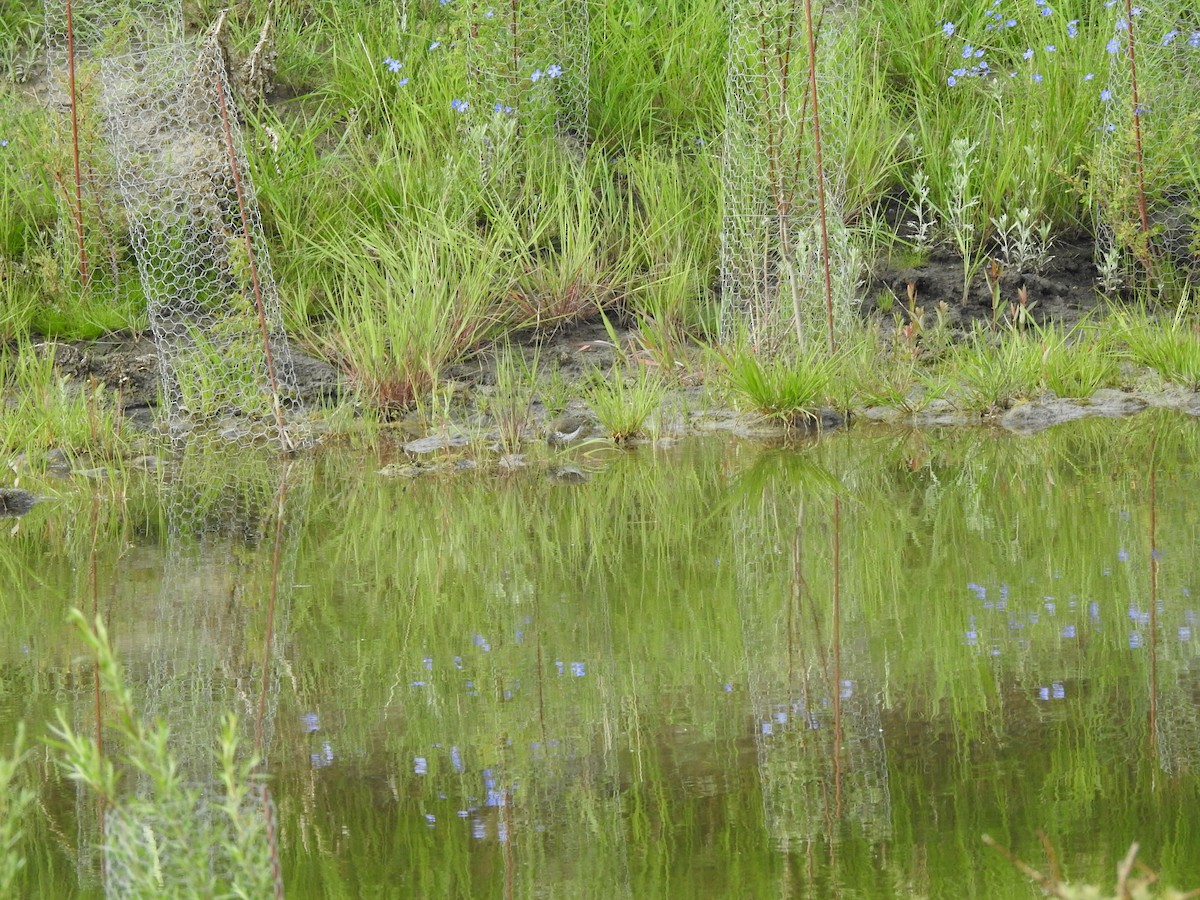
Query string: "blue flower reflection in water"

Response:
xmin=302 ymin=712 xmax=320 ymax=733
xmin=571 ymin=662 xmax=586 ymax=677
xmin=312 ymin=741 xmax=334 ymax=768
xmin=1130 ymin=632 xmax=1143 ymax=649
xmin=1061 ymin=625 xmax=1076 ymax=638
xmin=414 ymin=757 xmax=428 ymax=775
xmin=451 ymin=746 xmax=464 ymax=772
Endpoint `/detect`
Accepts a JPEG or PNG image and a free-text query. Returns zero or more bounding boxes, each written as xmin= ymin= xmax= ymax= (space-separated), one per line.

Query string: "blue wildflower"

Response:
xmin=547 ymin=63 xmax=562 ymax=78
xmin=1107 ymin=37 xmax=1120 ymax=53
xmin=1190 ymin=32 xmax=1200 ymax=48
xmin=531 ymin=68 xmax=544 ymax=82
xmin=947 ymin=75 xmax=958 ymax=86
xmin=942 ymin=21 xmax=955 ymax=37
xmin=1023 ymin=48 xmax=1034 ymax=60
xmin=1101 ymin=88 xmax=1112 ymax=101
xmin=429 ymin=41 xmax=441 ymax=50
xmin=384 ymin=57 xmax=402 ymax=73
xmin=1162 ymin=30 xmax=1179 ymax=45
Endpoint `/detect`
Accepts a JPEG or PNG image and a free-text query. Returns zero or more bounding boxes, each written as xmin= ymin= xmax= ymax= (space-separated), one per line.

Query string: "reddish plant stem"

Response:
xmin=213 ymin=65 xmax=292 ymax=449
xmin=1124 ymin=0 xmax=1150 ymax=243
xmin=65 ymin=0 xmax=89 ymax=288
xmin=802 ymin=0 xmax=835 ymax=355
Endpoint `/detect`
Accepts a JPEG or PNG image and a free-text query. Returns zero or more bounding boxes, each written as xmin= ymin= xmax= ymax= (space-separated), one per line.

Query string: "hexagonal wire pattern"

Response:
xmin=99 ymin=36 xmax=307 ymax=450
xmin=1094 ymin=6 xmax=1200 ymax=293
xmin=720 ymin=0 xmax=862 ymax=349
xmin=43 ymin=1 xmax=183 ymax=299
xmin=463 ymin=0 xmax=590 ymax=173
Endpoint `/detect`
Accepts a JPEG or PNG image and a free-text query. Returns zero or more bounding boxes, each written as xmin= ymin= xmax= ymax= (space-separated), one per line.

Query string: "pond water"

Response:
xmin=4 ymin=413 xmax=1200 ymax=897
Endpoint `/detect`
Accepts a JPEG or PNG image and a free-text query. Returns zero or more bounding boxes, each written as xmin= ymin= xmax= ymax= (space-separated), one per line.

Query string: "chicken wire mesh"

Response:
xmin=720 ymin=0 xmax=862 ymax=349
xmin=98 ymin=35 xmax=307 ymax=450
xmin=1093 ymin=5 xmax=1200 ymax=296
xmin=42 ymin=1 xmax=183 ymax=298
xmin=85 ymin=456 xmax=307 ymax=896
xmin=738 ymin=500 xmax=891 ymax=850
xmin=462 ymin=0 xmax=590 ymax=172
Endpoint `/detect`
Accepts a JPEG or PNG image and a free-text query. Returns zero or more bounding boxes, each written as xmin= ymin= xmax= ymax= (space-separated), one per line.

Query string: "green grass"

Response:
xmin=0 ymin=341 xmax=131 ymax=461
xmin=49 ymin=610 xmax=278 ymax=900
xmin=0 ymin=0 xmax=1197 ymax=437
xmin=721 ymin=343 xmax=836 ymax=426
xmin=585 ymin=361 xmax=667 ymax=444
xmin=1117 ymin=308 xmax=1200 ymax=390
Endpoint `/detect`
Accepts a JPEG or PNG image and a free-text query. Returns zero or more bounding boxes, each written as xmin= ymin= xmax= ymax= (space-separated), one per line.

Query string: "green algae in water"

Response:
xmin=3 ymin=413 xmax=1200 ymax=896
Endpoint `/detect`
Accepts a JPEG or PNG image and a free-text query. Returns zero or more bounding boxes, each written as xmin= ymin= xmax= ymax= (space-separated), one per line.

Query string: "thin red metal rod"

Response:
xmin=65 ymin=0 xmax=90 ymax=288
xmin=802 ymin=0 xmax=835 ymax=355
xmin=213 ymin=65 xmax=292 ymax=449
xmin=1124 ymin=0 xmax=1150 ymax=240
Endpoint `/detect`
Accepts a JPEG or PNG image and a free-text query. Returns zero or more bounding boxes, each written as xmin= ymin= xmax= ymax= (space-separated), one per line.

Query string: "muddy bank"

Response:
xmin=864 ymin=233 xmax=1105 ymax=327
xmin=15 ymin=297 xmax=1200 ymax=466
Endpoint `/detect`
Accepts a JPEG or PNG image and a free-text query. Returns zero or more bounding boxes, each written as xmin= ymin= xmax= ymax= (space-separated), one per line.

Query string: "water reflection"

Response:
xmin=4 ymin=413 xmax=1200 ymax=896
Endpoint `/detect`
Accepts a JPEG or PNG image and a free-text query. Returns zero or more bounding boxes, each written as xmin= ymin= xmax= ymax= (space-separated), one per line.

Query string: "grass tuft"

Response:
xmin=721 ymin=344 xmax=835 ymax=426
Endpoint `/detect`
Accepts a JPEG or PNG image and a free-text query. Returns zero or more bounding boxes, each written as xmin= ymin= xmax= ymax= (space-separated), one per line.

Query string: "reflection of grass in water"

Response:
xmin=0 ymin=725 xmax=34 ymax=896
xmin=49 ymin=611 xmax=276 ymax=898
xmin=8 ymin=421 xmax=1200 ymax=892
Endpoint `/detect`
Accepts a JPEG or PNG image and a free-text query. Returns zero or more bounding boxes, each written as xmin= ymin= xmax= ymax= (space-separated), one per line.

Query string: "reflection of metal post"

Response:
xmin=131 ymin=454 xmax=309 ymax=887
xmin=1148 ymin=443 xmax=1158 ymax=762
xmin=87 ymin=495 xmax=106 ymax=887
xmin=831 ymin=495 xmax=842 ymax=819
xmin=742 ymin=477 xmax=890 ymax=858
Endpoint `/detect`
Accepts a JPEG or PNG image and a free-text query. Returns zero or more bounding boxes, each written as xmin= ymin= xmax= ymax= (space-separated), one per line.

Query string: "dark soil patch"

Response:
xmin=864 ymin=233 xmax=1104 ymax=329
